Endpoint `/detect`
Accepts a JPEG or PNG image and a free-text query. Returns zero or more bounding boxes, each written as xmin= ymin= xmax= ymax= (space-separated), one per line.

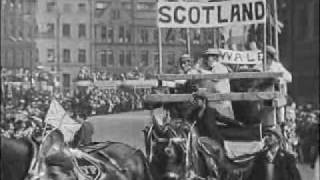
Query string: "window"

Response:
xmin=192 ymin=29 xmax=200 ymax=44
xmin=136 ymin=2 xmax=155 ymax=11
xmin=203 ymin=29 xmax=213 ymax=44
xmin=18 ymin=30 xmax=24 ymax=39
xmin=140 ymin=28 xmax=149 ymax=43
xmin=35 ymin=48 xmax=39 ymax=62
xmin=46 ymin=2 xmax=56 ymax=12
xmin=62 ymin=73 xmax=71 ymax=88
xmin=27 ymin=26 xmax=33 ymax=38
xmin=63 ymin=3 xmax=71 ymax=12
xmin=101 ymin=25 xmax=107 ymax=39
xmin=119 ymin=26 xmax=125 ymax=43
xmin=141 ymin=51 xmax=148 ymax=66
xmin=100 ymin=50 xmax=107 ymax=67
xmin=47 ymin=23 xmax=55 ymax=36
xmin=153 ymin=29 xmax=158 ymax=42
xmin=111 ymin=9 xmax=120 ymax=19
xmin=78 ymin=49 xmax=86 ymax=63
xmin=78 ymin=3 xmax=86 ymax=12
xmin=107 ymin=27 xmax=114 ymax=43
xmin=107 ymin=50 xmax=114 ymax=65
xmin=122 ymin=2 xmax=131 ymax=10
xmin=119 ymin=50 xmax=125 ymax=66
xmin=125 ymin=28 xmax=131 ymax=43
xmin=153 ymin=52 xmax=159 ymax=66
xmin=126 ymin=51 xmax=132 ymax=66
xmin=167 ymin=52 xmax=175 ymax=65
xmin=47 ymin=49 xmax=55 ymax=62
xmin=94 ymin=24 xmax=99 ymax=39
xmin=165 ymin=28 xmax=175 ymax=43
xmin=63 ymin=49 xmax=71 ymax=63
xmin=95 ymin=1 xmax=109 ymax=10
xmin=62 ymin=24 xmax=71 ymax=37
xmin=78 ymin=24 xmax=86 ymax=38
xmin=95 ymin=1 xmax=110 ymax=16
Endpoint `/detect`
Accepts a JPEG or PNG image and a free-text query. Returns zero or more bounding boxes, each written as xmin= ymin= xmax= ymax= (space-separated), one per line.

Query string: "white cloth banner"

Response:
xmin=224 ymin=140 xmax=263 ymax=161
xmin=219 ymin=49 xmax=263 ymax=65
xmin=45 ymin=99 xmax=81 ymax=142
xmin=157 ymin=0 xmax=266 ymax=28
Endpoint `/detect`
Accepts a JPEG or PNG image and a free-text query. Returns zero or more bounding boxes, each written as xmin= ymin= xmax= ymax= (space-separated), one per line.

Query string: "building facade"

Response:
xmin=1 ymin=0 xmax=37 ymax=70
xmin=279 ymin=0 xmax=319 ymax=105
xmin=35 ymin=0 xmax=92 ymax=93
xmin=93 ymin=0 xmax=188 ymax=75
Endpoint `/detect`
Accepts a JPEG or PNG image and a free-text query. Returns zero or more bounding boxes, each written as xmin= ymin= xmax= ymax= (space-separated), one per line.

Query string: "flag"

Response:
xmin=45 ymin=99 xmax=81 ymax=142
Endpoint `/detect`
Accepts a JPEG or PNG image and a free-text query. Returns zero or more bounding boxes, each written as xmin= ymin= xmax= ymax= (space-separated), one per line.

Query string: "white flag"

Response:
xmin=45 ymin=99 xmax=81 ymax=142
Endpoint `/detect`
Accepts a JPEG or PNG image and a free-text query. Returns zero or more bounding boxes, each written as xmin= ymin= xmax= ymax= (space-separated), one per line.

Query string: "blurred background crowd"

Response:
xmin=76 ymin=66 xmax=154 ymax=81
xmin=0 ymin=81 xmax=151 ymax=140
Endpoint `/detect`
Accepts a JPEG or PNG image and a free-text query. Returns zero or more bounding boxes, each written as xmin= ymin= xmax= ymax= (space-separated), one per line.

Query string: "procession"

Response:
xmin=1 ymin=0 xmax=319 ymax=180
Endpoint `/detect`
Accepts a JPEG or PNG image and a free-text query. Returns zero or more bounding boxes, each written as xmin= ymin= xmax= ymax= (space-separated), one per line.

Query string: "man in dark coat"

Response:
xmin=247 ymin=127 xmax=301 ymax=180
xmin=186 ymin=92 xmax=242 ymax=145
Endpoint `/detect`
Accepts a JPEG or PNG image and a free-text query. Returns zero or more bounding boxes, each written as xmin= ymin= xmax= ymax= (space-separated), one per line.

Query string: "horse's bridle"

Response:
xmin=148 ymin=121 xmax=208 ymax=180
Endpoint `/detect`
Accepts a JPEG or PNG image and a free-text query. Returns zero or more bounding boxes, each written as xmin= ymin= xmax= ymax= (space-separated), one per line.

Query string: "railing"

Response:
xmin=146 ymin=72 xmax=287 ymax=107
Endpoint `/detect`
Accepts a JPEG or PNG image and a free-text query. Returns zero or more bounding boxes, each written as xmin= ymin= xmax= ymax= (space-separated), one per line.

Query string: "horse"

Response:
xmin=145 ymin=111 xmax=259 ymax=180
xmin=1 ymin=130 xmax=153 ymax=180
xmin=144 ymin=92 xmax=268 ymax=180
xmin=1 ymin=130 xmax=76 ymax=180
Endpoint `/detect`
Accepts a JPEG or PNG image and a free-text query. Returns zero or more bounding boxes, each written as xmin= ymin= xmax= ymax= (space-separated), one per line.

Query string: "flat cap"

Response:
xmin=203 ymin=48 xmax=220 ymax=55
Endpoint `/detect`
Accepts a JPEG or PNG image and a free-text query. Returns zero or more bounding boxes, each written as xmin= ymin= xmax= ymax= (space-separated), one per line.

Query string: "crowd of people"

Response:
xmin=76 ymin=66 xmax=150 ymax=81
xmin=1 ymin=67 xmax=54 ymax=84
xmin=0 ymin=83 xmax=151 ymax=139
xmin=279 ymin=100 xmax=319 ymax=167
xmin=72 ymin=86 xmax=150 ymax=116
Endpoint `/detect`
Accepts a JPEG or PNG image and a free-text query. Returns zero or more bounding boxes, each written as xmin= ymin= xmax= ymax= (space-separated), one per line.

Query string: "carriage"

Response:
xmin=143 ymin=0 xmax=288 ymax=179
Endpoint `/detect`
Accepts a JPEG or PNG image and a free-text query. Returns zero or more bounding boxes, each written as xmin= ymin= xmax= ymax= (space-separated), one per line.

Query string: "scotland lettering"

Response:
xmin=158 ymin=0 xmax=266 ymax=28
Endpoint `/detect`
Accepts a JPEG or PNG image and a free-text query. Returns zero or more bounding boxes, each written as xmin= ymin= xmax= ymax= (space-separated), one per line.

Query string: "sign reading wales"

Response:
xmin=157 ymin=0 xmax=266 ymax=28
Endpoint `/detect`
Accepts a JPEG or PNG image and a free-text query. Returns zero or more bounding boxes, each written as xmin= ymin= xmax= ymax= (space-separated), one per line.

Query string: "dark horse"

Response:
xmin=1 ymin=130 xmax=153 ymax=180
xmin=145 ymin=105 xmax=258 ymax=180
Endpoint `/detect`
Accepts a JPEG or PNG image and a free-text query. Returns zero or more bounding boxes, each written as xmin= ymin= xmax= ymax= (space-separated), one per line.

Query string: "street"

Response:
xmin=88 ymin=110 xmax=317 ymax=180
xmin=89 ymin=110 xmax=151 ymax=150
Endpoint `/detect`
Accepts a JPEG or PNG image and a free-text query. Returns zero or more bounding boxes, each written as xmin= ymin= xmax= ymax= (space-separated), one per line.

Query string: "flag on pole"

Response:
xmin=45 ymin=99 xmax=81 ymax=142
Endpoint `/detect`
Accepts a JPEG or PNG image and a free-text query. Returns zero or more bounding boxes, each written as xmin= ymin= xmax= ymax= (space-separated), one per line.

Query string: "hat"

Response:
xmin=180 ymin=54 xmax=192 ymax=62
xmin=203 ymin=48 xmax=220 ymax=55
xmin=266 ymin=46 xmax=278 ymax=61
xmin=264 ymin=126 xmax=283 ymax=140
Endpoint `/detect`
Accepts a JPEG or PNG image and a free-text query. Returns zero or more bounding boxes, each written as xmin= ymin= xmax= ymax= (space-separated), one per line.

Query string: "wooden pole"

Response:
xmin=158 ymin=27 xmax=163 ymax=74
xmin=186 ymin=28 xmax=191 ymax=54
xmin=274 ymin=0 xmax=279 ymax=60
xmin=263 ymin=2 xmax=267 ymax=72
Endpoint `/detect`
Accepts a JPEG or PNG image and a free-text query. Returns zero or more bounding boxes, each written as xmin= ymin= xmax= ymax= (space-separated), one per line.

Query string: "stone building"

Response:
xmin=35 ymin=0 xmax=92 ymax=93
xmin=93 ymin=0 xmax=187 ymax=75
xmin=1 ymin=0 xmax=37 ymax=69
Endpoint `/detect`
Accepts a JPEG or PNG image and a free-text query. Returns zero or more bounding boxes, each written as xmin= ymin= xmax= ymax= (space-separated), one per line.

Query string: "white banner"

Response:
xmin=157 ymin=0 xmax=266 ymax=28
xmin=219 ymin=49 xmax=263 ymax=65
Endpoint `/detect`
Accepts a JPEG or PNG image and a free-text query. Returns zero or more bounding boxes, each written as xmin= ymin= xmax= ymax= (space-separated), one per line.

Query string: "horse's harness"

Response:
xmin=147 ymin=121 xmax=208 ymax=180
xmin=23 ymin=139 xmax=136 ymax=180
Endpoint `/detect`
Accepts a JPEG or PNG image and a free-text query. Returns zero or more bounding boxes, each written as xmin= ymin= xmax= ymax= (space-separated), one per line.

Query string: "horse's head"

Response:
xmin=27 ymin=130 xmax=77 ymax=180
xmin=149 ymin=115 xmax=194 ymax=180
